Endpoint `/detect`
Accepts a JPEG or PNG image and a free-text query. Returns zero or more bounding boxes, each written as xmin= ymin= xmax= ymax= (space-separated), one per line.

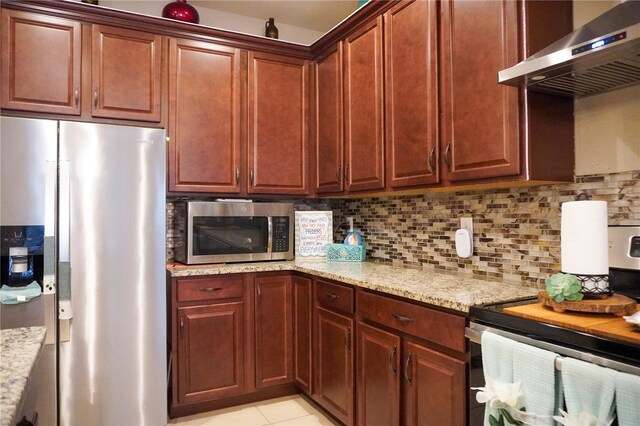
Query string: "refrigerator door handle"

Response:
xmin=43 ymin=161 xmax=58 ymax=345
xmin=58 ymin=160 xmax=72 ymax=342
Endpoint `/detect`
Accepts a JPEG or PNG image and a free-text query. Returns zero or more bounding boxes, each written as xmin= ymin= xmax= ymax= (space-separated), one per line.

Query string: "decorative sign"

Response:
xmin=295 ymin=211 xmax=333 ymax=259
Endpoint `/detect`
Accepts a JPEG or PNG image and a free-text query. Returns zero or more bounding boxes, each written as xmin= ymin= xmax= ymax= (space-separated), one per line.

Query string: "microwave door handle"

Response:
xmin=267 ymin=217 xmax=273 ymax=255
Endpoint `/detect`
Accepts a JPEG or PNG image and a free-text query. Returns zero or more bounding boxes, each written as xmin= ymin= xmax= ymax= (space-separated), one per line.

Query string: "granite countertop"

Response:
xmin=0 ymin=326 xmax=46 ymax=426
xmin=167 ymin=260 xmax=539 ymax=313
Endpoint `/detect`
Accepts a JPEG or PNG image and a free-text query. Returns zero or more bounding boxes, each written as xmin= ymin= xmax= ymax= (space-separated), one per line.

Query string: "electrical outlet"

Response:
xmin=347 ymin=216 xmax=354 ymax=231
xmin=460 ymin=217 xmax=473 ymax=234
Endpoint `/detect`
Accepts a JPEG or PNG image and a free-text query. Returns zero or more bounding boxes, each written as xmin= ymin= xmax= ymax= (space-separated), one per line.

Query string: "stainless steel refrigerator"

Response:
xmin=0 ymin=117 xmax=167 ymax=425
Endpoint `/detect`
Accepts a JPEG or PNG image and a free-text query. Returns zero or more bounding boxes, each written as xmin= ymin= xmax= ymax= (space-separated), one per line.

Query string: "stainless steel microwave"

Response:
xmin=173 ymin=201 xmax=294 ymax=265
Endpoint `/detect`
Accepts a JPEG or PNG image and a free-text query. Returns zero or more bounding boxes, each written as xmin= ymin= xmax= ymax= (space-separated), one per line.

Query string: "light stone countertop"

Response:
xmin=167 ymin=260 xmax=539 ymax=313
xmin=0 ymin=326 xmax=46 ymax=426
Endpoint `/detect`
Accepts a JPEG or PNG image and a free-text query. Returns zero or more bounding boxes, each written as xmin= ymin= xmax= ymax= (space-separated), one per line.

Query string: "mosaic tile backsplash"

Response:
xmin=166 ymin=171 xmax=639 ymax=287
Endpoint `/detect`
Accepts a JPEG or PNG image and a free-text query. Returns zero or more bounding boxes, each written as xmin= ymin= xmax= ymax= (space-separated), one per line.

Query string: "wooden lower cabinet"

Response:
xmin=357 ymin=322 xmax=401 ymax=426
xmin=170 ymin=273 xmax=296 ymax=417
xmin=254 ymin=274 xmax=294 ymax=388
xmin=403 ymin=340 xmax=466 ymax=426
xmin=356 ymin=323 xmax=467 ymax=426
xmin=171 ymin=273 xmax=468 ymax=425
xmin=293 ymin=276 xmax=313 ymax=394
xmin=177 ymin=302 xmax=245 ymax=404
xmin=357 ymin=289 xmax=467 ymax=426
xmin=315 ymin=307 xmax=354 ymax=425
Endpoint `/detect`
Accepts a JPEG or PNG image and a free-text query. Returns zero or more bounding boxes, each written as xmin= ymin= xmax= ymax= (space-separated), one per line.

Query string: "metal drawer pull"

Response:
xmin=201 ymin=287 xmax=222 ymax=292
xmin=404 ymin=353 xmax=413 ymax=384
xmin=390 ymin=345 xmax=397 ymax=376
xmin=325 ymin=292 xmax=340 ymax=300
xmin=179 ymin=316 xmax=184 ymax=338
xmin=93 ymin=87 xmax=99 ymax=109
xmin=391 ymin=313 xmax=414 ymax=323
xmin=429 ymin=146 xmax=436 ymax=172
xmin=444 ymin=142 xmax=452 ymax=172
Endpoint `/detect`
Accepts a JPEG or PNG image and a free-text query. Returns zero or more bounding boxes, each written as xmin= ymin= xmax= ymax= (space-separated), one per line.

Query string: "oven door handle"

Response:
xmin=466 ymin=322 xmax=640 ymax=376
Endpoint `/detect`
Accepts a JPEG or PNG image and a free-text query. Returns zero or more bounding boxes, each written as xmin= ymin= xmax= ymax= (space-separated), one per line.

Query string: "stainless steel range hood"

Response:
xmin=499 ymin=1 xmax=640 ymax=98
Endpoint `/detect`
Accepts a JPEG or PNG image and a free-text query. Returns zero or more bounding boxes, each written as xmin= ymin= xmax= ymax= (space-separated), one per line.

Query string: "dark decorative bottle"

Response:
xmin=265 ymin=18 xmax=278 ymax=39
xmin=162 ymin=0 xmax=200 ymax=24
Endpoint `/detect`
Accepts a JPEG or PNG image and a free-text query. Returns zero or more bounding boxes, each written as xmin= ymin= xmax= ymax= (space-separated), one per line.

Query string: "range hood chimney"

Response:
xmin=499 ymin=1 xmax=640 ymax=98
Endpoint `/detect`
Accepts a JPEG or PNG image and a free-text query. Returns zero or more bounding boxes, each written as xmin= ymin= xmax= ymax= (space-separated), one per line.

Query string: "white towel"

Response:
xmin=512 ymin=341 xmax=561 ymax=425
xmin=615 ymin=370 xmax=640 ymax=426
xmin=481 ymin=332 xmax=516 ymax=424
xmin=561 ymin=357 xmax=616 ymax=425
xmin=481 ymin=332 xmax=515 ymax=383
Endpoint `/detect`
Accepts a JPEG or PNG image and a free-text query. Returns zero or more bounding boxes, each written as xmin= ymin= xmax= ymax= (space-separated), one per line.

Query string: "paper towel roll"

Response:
xmin=561 ymin=200 xmax=608 ymax=275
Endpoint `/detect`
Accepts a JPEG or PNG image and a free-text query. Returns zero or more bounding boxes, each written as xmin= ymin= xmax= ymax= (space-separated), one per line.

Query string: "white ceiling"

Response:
xmin=190 ymin=0 xmax=360 ymax=32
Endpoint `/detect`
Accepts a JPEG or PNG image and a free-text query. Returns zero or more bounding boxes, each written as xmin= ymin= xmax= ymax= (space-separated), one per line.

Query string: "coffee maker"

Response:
xmin=0 ymin=225 xmax=44 ymax=288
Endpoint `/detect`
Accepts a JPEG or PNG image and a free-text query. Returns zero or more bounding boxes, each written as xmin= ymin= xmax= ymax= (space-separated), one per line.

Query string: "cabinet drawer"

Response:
xmin=315 ymin=279 xmax=354 ymax=314
xmin=357 ymin=290 xmax=465 ymax=352
xmin=177 ymin=276 xmax=244 ymax=303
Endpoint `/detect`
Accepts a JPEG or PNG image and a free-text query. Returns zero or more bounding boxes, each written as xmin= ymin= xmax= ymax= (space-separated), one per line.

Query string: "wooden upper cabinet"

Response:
xmin=248 ymin=52 xmax=309 ymax=195
xmin=1 ymin=9 xmax=81 ymax=115
xmin=440 ymin=0 xmax=520 ymax=182
xmin=314 ymin=45 xmax=344 ymax=194
xmin=385 ymin=0 xmax=439 ymax=189
xmin=91 ymin=25 xmax=161 ymax=122
xmin=343 ymin=16 xmax=385 ymax=193
xmin=168 ymin=38 xmax=242 ymax=193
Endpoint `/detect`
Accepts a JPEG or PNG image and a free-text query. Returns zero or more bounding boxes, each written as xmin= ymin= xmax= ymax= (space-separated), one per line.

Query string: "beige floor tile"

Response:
xmin=255 ymin=396 xmax=319 ymax=424
xmin=172 ymin=405 xmax=270 ymax=426
xmin=271 ymin=413 xmax=339 ymax=426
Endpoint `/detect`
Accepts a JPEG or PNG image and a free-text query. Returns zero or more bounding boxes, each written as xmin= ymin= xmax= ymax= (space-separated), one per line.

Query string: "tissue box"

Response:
xmin=325 ymin=244 xmax=366 ymax=262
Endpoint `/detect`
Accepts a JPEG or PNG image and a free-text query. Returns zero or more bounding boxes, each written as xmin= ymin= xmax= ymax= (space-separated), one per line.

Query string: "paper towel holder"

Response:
xmin=576 ymin=192 xmax=591 ymax=201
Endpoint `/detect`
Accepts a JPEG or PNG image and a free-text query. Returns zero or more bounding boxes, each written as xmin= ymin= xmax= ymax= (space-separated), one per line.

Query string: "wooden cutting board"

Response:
xmin=539 ymin=291 xmax=636 ymax=316
xmin=504 ymin=302 xmax=640 ymax=345
xmin=589 ymin=318 xmax=640 ymax=345
xmin=503 ymin=302 xmax=618 ymax=332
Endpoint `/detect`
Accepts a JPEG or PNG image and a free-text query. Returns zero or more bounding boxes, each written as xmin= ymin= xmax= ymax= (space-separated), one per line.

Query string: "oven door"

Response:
xmin=189 ymin=215 xmax=272 ymax=263
xmin=466 ymin=322 xmax=640 ymax=426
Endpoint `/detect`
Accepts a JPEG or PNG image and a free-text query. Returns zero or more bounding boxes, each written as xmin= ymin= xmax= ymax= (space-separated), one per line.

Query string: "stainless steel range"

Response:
xmin=467 ymin=225 xmax=640 ymax=425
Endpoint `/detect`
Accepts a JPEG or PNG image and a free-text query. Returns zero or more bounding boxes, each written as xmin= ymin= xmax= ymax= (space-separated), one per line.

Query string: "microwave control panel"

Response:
xmin=272 ymin=217 xmax=290 ymax=252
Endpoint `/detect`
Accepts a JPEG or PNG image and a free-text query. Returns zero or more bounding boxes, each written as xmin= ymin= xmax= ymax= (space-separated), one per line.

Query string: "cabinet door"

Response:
xmin=168 ymin=38 xmax=242 ymax=193
xmin=1 ymin=9 xmax=81 ymax=115
xmin=293 ymin=276 xmax=313 ymax=394
xmin=177 ymin=302 xmax=245 ymax=404
xmin=248 ymin=52 xmax=309 ymax=195
xmin=91 ymin=25 xmax=161 ymax=121
xmin=316 ymin=307 xmax=354 ymax=425
xmin=440 ymin=0 xmax=520 ymax=182
xmin=402 ymin=340 xmax=466 ymax=426
xmin=343 ymin=16 xmax=385 ymax=192
xmin=255 ymin=275 xmax=294 ymax=388
xmin=314 ymin=45 xmax=344 ymax=194
xmin=385 ymin=0 xmax=439 ymax=189
xmin=357 ymin=322 xmax=401 ymax=426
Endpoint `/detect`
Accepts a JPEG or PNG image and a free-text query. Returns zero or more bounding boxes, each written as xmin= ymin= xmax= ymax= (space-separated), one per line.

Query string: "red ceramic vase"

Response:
xmin=162 ymin=0 xmax=199 ymax=24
